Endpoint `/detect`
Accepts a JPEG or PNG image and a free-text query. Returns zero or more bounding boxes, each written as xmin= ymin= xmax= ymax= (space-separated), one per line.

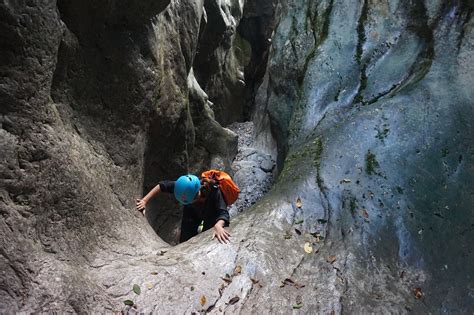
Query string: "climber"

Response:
xmin=136 ymin=174 xmax=231 ymax=244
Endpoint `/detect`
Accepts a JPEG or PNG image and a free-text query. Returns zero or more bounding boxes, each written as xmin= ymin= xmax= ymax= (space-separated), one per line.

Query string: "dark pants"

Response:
xmin=179 ymin=205 xmax=202 ymax=243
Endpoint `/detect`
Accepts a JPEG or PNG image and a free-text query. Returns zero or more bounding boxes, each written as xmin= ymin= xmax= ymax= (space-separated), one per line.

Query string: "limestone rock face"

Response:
xmin=192 ymin=0 xmax=249 ymax=125
xmin=0 ymin=0 xmax=238 ymax=311
xmin=257 ymin=0 xmax=474 ymax=313
xmin=1 ymin=0 xmax=473 ymax=314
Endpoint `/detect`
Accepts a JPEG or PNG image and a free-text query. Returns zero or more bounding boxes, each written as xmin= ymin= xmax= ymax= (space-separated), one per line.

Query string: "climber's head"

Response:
xmin=174 ymin=174 xmax=201 ymax=205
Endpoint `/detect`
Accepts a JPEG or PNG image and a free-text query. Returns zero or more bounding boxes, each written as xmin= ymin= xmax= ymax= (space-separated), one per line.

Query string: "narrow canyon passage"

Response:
xmin=0 ymin=0 xmax=473 ymax=313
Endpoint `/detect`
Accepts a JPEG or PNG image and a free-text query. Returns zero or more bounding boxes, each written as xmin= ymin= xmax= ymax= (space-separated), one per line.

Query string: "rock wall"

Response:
xmin=257 ymin=0 xmax=474 ymax=312
xmin=0 ymin=0 xmax=249 ymax=311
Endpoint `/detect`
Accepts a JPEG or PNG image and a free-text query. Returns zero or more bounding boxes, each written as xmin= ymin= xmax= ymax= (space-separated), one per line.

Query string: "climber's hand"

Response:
xmin=136 ymin=198 xmax=147 ymax=215
xmin=212 ymin=221 xmax=230 ymax=244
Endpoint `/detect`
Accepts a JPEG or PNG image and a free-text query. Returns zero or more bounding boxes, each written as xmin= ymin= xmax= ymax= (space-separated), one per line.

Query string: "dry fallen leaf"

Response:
xmin=280 ymin=278 xmax=295 ymax=287
xmin=413 ymin=287 xmax=423 ymax=299
xmin=218 ymin=283 xmax=225 ymax=296
xmin=362 ymin=209 xmax=369 ymax=218
xmin=280 ymin=278 xmax=305 ymax=289
xmin=340 ymin=178 xmax=352 ymax=183
xmin=150 ymin=272 xmax=158 ymax=275
xmin=296 ymin=295 xmax=302 ymax=305
xmin=234 ymin=265 xmax=242 ymax=274
xmin=146 ymin=283 xmax=153 ymax=290
xmin=132 ymin=284 xmax=141 ymax=295
xmin=296 ymin=197 xmax=302 ymax=208
xmin=304 ymin=242 xmax=313 ymax=254
xmin=327 ymin=255 xmax=337 ymax=264
xmin=200 ymin=295 xmax=206 ymax=306
xmin=222 ymin=276 xmax=232 ymax=283
xmin=250 ymin=278 xmax=259 ymax=284
xmin=228 ymin=296 xmax=240 ymax=305
xmin=293 ymin=303 xmax=303 ymax=309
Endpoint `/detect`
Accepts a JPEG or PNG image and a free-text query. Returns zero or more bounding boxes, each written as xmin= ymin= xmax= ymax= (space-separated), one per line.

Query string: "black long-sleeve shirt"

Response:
xmin=158 ymin=180 xmax=230 ymax=230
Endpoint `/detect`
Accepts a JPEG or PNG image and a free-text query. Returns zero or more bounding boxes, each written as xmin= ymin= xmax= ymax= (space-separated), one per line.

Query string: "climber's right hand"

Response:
xmin=136 ymin=198 xmax=147 ymax=215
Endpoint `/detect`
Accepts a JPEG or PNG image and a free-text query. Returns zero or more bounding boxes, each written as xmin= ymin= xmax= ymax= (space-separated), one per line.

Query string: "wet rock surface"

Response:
xmin=0 ymin=0 xmax=473 ymax=313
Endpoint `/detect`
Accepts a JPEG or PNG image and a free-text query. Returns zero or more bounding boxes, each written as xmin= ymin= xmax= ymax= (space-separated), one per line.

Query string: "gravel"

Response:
xmin=226 ymin=121 xmax=275 ymax=217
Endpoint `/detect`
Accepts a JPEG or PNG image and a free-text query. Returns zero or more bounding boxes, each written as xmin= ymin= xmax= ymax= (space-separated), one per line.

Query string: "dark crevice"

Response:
xmin=353 ymin=0 xmax=369 ymax=104
xmin=455 ymin=5 xmax=472 ymax=51
xmin=355 ymin=0 xmax=368 ymax=65
xmin=299 ymin=0 xmax=334 ymax=85
xmin=355 ymin=0 xmax=438 ymax=106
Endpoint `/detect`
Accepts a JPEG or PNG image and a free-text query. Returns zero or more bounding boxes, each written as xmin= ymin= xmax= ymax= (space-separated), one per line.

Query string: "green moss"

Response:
xmin=277 ymin=137 xmax=324 ymax=188
xmin=300 ymin=1 xmax=333 ymax=84
xmin=300 ymin=46 xmax=317 ymax=84
xmin=350 ymin=197 xmax=357 ymax=215
xmin=365 ymin=150 xmax=380 ymax=176
xmin=291 ymin=15 xmax=299 ymax=36
xmin=354 ymin=63 xmax=368 ymax=104
xmin=320 ymin=0 xmax=333 ymax=42
xmin=441 ymin=148 xmax=449 ymax=157
xmin=313 ymin=137 xmax=324 ymax=189
xmin=375 ymin=125 xmax=390 ymax=140
xmin=355 ymin=0 xmax=368 ymax=64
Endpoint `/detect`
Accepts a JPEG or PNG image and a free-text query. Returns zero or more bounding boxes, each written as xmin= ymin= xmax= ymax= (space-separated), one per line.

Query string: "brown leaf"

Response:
xmin=250 ymin=278 xmax=259 ymax=284
xmin=362 ymin=209 xmax=369 ymax=218
xmin=296 ymin=295 xmax=302 ymax=305
xmin=234 ymin=265 xmax=242 ymax=274
xmin=221 ymin=277 xmax=232 ymax=283
xmin=200 ymin=295 xmax=206 ymax=306
xmin=340 ymin=178 xmax=352 ymax=184
xmin=413 ymin=287 xmax=423 ymax=299
xmin=206 ymin=305 xmax=216 ymax=313
xmin=295 ymin=283 xmax=305 ymax=289
xmin=330 ymin=310 xmax=336 ymax=315
xmin=228 ymin=296 xmax=240 ymax=305
xmin=280 ymin=278 xmax=305 ymax=289
xmin=218 ymin=283 xmax=225 ymax=296
xmin=327 ymin=255 xmax=337 ymax=264
xmin=296 ymin=197 xmax=302 ymax=208
xmin=150 ymin=272 xmax=158 ymax=275
xmin=281 ymin=278 xmax=295 ymax=286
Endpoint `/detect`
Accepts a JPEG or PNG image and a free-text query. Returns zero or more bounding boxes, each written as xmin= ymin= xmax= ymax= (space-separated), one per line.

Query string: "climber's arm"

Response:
xmin=136 ymin=180 xmax=175 ymax=214
xmin=212 ymin=189 xmax=231 ymax=243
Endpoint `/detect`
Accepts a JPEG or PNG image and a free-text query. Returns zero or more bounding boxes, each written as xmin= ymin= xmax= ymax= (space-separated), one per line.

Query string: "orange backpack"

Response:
xmin=201 ymin=170 xmax=240 ymax=206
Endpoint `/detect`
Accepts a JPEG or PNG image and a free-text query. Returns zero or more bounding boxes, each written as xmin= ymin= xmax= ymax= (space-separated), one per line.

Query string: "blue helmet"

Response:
xmin=174 ymin=174 xmax=201 ymax=205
